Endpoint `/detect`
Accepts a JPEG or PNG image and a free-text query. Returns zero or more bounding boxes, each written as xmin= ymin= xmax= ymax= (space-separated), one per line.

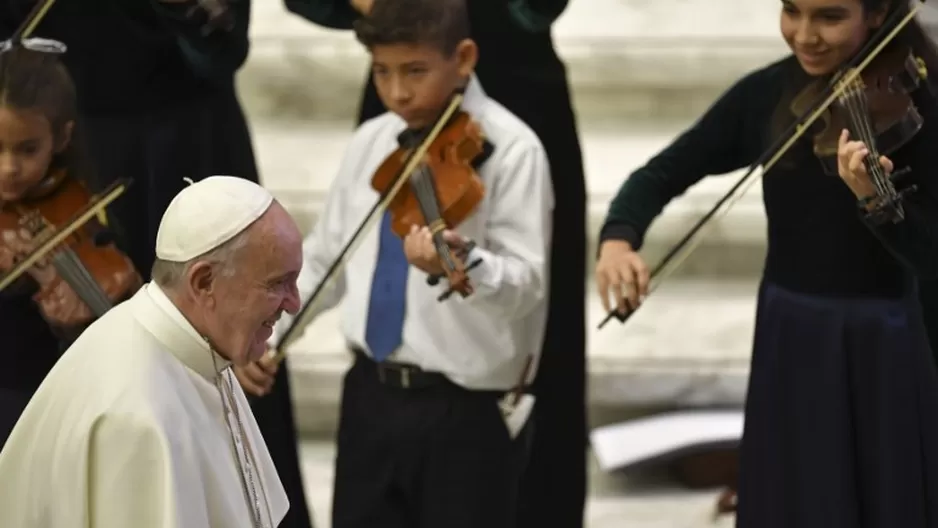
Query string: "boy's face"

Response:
xmin=370 ymin=39 xmax=477 ymax=130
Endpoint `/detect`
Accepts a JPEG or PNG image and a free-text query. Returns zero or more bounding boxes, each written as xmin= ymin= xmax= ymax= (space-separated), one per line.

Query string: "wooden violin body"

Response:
xmin=371 ymin=110 xmax=487 ymax=299
xmin=0 ymin=170 xmax=141 ymax=331
xmin=792 ymin=46 xmax=926 ymax=175
xmin=372 ymin=111 xmax=486 ymax=237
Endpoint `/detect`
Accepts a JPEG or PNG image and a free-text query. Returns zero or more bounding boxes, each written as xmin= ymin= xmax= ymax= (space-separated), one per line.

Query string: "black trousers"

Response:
xmin=80 ymin=83 xmax=314 ymax=528
xmin=332 ymin=354 xmax=533 ymax=528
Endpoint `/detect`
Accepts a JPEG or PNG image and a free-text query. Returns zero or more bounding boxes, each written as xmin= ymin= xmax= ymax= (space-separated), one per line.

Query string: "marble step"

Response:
xmin=242 ymin=0 xmax=790 ymax=124
xmin=287 ymin=278 xmax=756 ymax=435
xmin=254 ymin=121 xmax=769 ymax=280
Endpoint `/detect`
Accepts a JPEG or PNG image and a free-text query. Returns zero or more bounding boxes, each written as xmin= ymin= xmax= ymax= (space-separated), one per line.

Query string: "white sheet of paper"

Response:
xmin=590 ymin=409 xmax=744 ymax=472
xmin=499 ymin=394 xmax=535 ymax=439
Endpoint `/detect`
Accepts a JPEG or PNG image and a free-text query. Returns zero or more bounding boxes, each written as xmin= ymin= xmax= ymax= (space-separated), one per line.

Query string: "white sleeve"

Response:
xmin=460 ymin=140 xmax=554 ymax=319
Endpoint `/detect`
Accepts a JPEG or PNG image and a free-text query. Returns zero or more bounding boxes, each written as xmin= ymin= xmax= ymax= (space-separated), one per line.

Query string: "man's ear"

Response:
xmin=185 ymin=260 xmax=217 ymax=307
xmin=55 ymin=120 xmax=74 ymax=153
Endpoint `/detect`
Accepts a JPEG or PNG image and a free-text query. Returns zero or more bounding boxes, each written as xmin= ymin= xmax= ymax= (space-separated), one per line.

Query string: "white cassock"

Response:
xmin=0 ymin=282 xmax=289 ymax=528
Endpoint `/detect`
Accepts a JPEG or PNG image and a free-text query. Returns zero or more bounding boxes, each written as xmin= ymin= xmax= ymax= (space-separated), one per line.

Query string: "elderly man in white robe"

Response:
xmin=0 ymin=176 xmax=301 ymax=528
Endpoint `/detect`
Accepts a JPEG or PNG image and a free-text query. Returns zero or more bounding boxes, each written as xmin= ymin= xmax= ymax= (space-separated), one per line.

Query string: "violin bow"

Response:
xmin=268 ymin=93 xmax=466 ymax=362
xmin=597 ymin=0 xmax=925 ymax=329
xmin=9 ymin=0 xmax=56 ymax=44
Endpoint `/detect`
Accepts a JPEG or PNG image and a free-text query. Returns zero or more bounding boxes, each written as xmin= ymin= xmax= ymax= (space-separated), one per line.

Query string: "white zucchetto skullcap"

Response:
xmin=155 ymin=175 xmax=274 ymax=263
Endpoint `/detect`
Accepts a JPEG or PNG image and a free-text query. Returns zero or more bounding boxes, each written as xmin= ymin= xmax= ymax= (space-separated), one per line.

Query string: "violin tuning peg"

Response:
xmin=889 ymin=166 xmax=912 ymax=184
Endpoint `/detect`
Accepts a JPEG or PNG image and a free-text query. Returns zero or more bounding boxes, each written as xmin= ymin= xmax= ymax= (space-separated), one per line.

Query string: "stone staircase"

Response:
xmin=241 ymin=0 xmax=801 ymax=434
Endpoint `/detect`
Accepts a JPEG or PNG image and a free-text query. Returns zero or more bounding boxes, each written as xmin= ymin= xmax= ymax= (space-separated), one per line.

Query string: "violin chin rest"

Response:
xmin=93 ymin=230 xmax=116 ymax=247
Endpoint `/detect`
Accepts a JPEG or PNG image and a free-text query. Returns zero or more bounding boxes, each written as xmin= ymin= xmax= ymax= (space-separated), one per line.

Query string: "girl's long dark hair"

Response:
xmin=771 ymin=0 xmax=938 ymax=163
xmin=0 ymin=44 xmax=90 ymax=184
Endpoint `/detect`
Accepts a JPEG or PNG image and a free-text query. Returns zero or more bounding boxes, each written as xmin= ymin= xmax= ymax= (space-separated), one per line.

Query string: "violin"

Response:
xmin=370 ymin=110 xmax=487 ymax=300
xmin=0 ymin=169 xmax=141 ymax=333
xmin=792 ymin=44 xmax=926 ymax=223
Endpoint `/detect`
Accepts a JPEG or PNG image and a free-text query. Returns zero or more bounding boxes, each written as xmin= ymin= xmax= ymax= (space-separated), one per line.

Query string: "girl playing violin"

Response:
xmin=595 ymin=0 xmax=938 ymax=526
xmin=0 ymin=42 xmax=139 ymax=449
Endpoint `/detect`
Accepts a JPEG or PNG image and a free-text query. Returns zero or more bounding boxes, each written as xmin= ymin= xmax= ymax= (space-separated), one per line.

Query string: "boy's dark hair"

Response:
xmin=353 ymin=0 xmax=471 ymax=57
xmin=0 ymin=45 xmax=88 ymax=181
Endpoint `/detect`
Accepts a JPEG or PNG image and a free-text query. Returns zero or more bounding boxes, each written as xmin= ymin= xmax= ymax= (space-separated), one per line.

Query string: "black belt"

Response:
xmin=350 ymin=347 xmax=534 ymax=396
xmin=351 ymin=347 xmax=452 ymax=390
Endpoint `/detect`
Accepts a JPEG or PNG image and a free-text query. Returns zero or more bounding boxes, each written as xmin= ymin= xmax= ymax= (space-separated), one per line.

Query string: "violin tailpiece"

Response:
xmin=435 ymin=257 xmax=482 ymax=302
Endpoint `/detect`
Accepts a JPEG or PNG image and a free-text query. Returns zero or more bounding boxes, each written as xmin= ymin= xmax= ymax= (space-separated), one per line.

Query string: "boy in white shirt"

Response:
xmin=239 ymin=0 xmax=553 ymax=526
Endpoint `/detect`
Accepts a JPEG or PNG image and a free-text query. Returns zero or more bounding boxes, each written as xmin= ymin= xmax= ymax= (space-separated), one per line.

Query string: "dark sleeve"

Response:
xmin=859 ymin=87 xmax=938 ymax=279
xmin=506 ymin=0 xmax=570 ymax=32
xmin=149 ymin=0 xmax=251 ymax=81
xmin=600 ymin=66 xmax=776 ymax=250
xmin=283 ymin=0 xmax=360 ymax=29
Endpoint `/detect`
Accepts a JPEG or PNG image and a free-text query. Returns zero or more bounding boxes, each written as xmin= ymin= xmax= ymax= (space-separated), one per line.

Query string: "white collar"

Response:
xmin=130 ymin=282 xmax=231 ymax=382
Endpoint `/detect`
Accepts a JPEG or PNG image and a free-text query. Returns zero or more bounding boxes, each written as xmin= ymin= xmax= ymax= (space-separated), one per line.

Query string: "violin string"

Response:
xmin=856 ymin=89 xmax=896 ymax=197
xmin=40 ymin=214 xmax=112 ymax=317
xmin=412 ymin=167 xmax=459 ymax=273
xmin=843 ymin=87 xmax=888 ymax=193
xmin=842 ymin=84 xmax=895 ymax=200
xmin=61 ymin=248 xmax=111 ymax=315
xmin=37 ymin=211 xmax=113 ymax=315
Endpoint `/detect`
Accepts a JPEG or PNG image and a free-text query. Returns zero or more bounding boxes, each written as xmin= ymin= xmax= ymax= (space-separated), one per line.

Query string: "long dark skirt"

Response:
xmin=737 ymin=281 xmax=938 ymax=528
xmin=80 ymin=82 xmax=314 ymax=528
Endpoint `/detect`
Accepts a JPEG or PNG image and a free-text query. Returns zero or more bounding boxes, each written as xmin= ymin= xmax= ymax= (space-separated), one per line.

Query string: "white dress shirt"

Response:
xmin=271 ymin=75 xmax=554 ymax=391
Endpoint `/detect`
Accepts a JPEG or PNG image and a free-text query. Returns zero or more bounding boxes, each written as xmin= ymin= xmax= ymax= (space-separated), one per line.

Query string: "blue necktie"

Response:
xmin=364 ymin=212 xmax=409 ymax=362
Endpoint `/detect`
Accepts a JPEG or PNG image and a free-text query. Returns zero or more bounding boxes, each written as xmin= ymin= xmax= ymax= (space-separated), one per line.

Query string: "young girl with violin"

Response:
xmin=0 ymin=41 xmax=140 ymax=449
xmin=595 ymin=0 xmax=938 ymax=526
xmin=259 ymin=0 xmax=552 ymax=526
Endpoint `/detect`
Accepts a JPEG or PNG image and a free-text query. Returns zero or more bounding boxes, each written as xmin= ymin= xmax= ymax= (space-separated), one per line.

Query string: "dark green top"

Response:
xmin=601 ymin=55 xmax=938 ymax=298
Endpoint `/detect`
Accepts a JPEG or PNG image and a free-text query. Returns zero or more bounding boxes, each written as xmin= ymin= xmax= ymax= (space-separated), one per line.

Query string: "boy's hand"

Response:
xmin=404 ymin=225 xmax=444 ymax=275
xmin=403 ymin=226 xmax=469 ymax=275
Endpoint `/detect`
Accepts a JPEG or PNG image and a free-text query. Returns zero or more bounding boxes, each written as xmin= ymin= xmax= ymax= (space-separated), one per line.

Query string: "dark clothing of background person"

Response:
xmin=0 ymin=2 xmax=314 ymax=527
xmin=283 ymin=1 xmax=588 ymax=526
